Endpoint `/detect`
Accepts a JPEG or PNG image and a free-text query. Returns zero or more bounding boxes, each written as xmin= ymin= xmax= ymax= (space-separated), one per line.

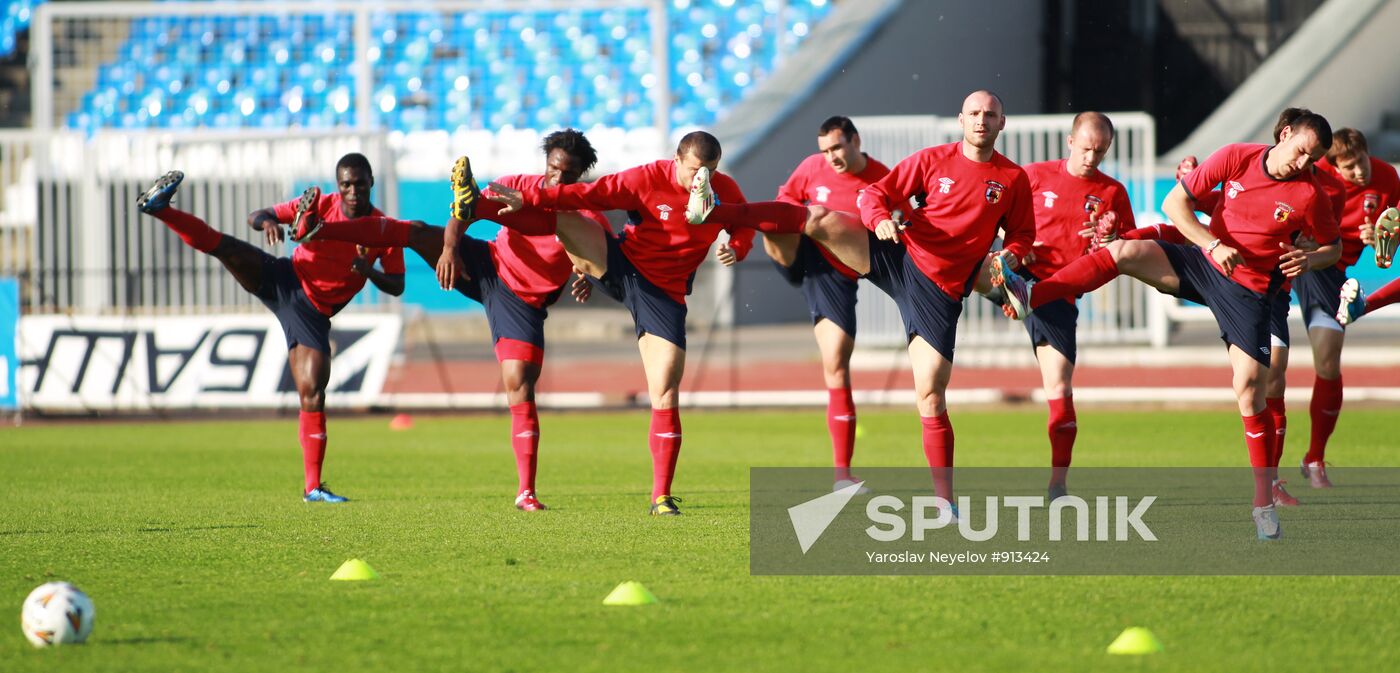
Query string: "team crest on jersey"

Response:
xmin=815 ymin=186 xmax=831 ymax=203
xmin=1226 ymin=181 xmax=1245 ymax=199
xmin=984 ymin=180 xmax=1006 ymax=204
xmin=1084 ymin=194 xmax=1104 ymax=217
xmin=1273 ymin=202 xmax=1295 ymax=223
xmin=1364 ymin=193 xmax=1381 ymax=214
xmin=1042 ymin=191 xmax=1059 ymax=208
xmin=657 ymin=204 xmax=672 ymax=221
xmin=938 ymin=177 xmax=955 ymax=194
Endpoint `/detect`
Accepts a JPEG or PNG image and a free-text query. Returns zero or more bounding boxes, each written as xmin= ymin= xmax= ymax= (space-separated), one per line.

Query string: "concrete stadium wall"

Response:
xmin=1167 ymin=0 xmax=1400 ymax=160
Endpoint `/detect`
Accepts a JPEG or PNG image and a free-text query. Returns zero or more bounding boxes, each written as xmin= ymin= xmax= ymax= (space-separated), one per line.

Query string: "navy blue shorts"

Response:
xmin=454 ymin=236 xmax=551 ymax=349
xmin=863 ymin=232 xmax=966 ymax=361
xmin=1270 ymin=291 xmax=1290 ymax=348
xmin=1292 ymin=265 xmax=1346 ymax=328
xmin=773 ymin=236 xmax=858 ymax=337
xmin=255 ymin=256 xmax=333 ymax=354
xmin=1025 ymin=297 xmax=1079 ymax=364
xmin=596 ymin=233 xmax=688 ymax=350
xmin=1157 ymin=241 xmax=1273 ymax=365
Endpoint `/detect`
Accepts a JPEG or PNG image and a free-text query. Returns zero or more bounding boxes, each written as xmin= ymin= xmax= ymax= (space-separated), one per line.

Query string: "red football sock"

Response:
xmin=1364 ymin=277 xmax=1400 ymax=315
xmin=298 ymin=411 xmax=327 ymax=494
xmin=649 ymin=407 xmax=682 ymax=500
xmin=152 ymin=207 xmax=224 ymax=253
xmin=510 ymin=402 xmax=540 ymax=494
xmin=1047 ymin=396 xmax=1077 ymax=488
xmin=315 ymin=216 xmax=411 ymax=246
xmin=1265 ymin=397 xmax=1286 ymax=475
xmin=477 ymin=200 xmax=558 ymax=236
xmin=1243 ymin=411 xmax=1274 ymax=507
xmin=827 ymin=387 xmax=856 ymax=482
xmin=1119 ymin=223 xmax=1188 ymax=244
xmin=707 ymin=201 xmax=808 ymax=234
xmin=1030 ymin=248 xmax=1119 ymax=309
xmin=921 ymin=413 xmax=955 ymax=502
xmin=1305 ymin=375 xmax=1344 ymax=464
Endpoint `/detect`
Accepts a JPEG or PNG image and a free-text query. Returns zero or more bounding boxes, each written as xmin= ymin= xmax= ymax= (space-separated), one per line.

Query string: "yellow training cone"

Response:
xmin=602 ymin=581 xmax=657 ymax=606
xmin=1107 ymin=626 xmax=1163 ymax=655
xmin=330 ymin=559 xmax=381 ymax=581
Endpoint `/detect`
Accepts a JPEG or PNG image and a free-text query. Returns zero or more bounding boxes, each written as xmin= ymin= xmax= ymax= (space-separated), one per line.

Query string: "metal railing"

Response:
xmin=0 ymin=128 xmax=400 ymax=314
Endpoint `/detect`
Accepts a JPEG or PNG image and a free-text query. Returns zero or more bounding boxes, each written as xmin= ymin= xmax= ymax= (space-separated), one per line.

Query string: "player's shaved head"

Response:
xmin=335 ymin=152 xmax=373 ymax=177
xmin=962 ymin=90 xmax=1004 ymax=115
xmin=677 ymin=131 xmax=722 ymax=164
xmin=1070 ymin=111 xmax=1115 ymax=139
xmin=958 ymin=90 xmax=1007 ymax=154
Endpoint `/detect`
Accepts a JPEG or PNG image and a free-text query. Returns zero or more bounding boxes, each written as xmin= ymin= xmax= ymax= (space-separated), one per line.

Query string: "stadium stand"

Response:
xmin=1 ymin=0 xmax=36 ymax=58
xmin=53 ymin=0 xmax=832 ymax=133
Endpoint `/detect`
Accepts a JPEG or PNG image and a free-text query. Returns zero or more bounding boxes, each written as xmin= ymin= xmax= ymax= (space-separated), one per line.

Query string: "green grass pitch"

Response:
xmin=3 ymin=408 xmax=1398 ymax=671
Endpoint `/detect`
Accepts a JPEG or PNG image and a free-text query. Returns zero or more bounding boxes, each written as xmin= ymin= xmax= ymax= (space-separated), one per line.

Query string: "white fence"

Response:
xmin=0 ymin=128 xmax=399 ymax=314
xmin=849 ymin=112 xmax=1171 ymax=348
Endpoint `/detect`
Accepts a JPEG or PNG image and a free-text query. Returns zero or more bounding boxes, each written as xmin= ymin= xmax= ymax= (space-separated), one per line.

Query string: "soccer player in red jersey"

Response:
xmin=135 ymin=154 xmax=406 ymax=503
xmin=1338 ymin=132 xmax=1400 ymax=326
xmin=1302 ymin=128 xmax=1400 ymax=487
xmin=771 ymin=116 xmax=890 ymax=492
xmin=295 ymin=130 xmax=609 ymax=511
xmin=1015 ymin=111 xmax=1342 ymax=540
xmin=1012 ymin=112 xmax=1134 ymax=500
xmin=687 ymin=91 xmax=1036 ymax=515
xmin=481 ymin=131 xmax=756 ymax=516
xmin=1127 ymin=110 xmax=1348 ymax=506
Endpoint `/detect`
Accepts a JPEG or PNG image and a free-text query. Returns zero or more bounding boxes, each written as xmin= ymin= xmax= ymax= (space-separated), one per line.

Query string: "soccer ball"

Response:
xmin=20 ymin=582 xmax=95 ymax=648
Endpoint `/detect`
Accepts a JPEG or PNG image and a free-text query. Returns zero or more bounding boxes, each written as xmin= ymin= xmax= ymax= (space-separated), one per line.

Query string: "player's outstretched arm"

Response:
xmin=435 ymin=217 xmax=470 ymax=290
xmin=1278 ymin=239 xmax=1340 ymax=278
xmin=484 ymin=182 xmax=526 ymax=214
xmin=353 ymin=257 xmax=405 ymax=296
xmin=249 ymin=207 xmax=284 ymax=245
xmin=1163 ymin=182 xmax=1241 ymax=273
xmin=569 ymin=268 xmax=593 ymax=303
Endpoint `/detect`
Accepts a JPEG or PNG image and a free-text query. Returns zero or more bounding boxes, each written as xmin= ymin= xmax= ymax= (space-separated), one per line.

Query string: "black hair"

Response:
xmin=335 ymin=152 xmax=373 ymax=176
xmin=542 ymin=128 xmax=598 ymax=173
xmin=818 ymin=116 xmax=859 ymax=141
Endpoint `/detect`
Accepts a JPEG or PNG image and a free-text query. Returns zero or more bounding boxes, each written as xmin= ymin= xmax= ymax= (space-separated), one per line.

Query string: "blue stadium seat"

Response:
xmin=64 ymin=0 xmax=832 ymax=131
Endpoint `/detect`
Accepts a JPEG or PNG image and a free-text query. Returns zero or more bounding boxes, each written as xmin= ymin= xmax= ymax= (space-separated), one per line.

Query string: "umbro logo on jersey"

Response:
xmin=815 ymin=186 xmax=831 ymax=203
xmin=1226 ymin=181 xmax=1245 ymax=199
xmin=938 ymin=177 xmax=955 ymax=194
xmin=657 ymin=204 xmax=673 ymax=221
xmin=832 ymin=414 xmax=856 ymax=422
xmin=654 ymin=432 xmax=682 ymax=439
xmin=309 ymin=433 xmax=327 ymax=440
xmin=515 ymin=430 xmax=539 ymax=438
xmin=1246 ymin=431 xmax=1265 ymax=438
xmin=1259 ymin=346 xmax=1271 ymax=356
xmin=1042 ymin=191 xmax=1059 ymax=208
